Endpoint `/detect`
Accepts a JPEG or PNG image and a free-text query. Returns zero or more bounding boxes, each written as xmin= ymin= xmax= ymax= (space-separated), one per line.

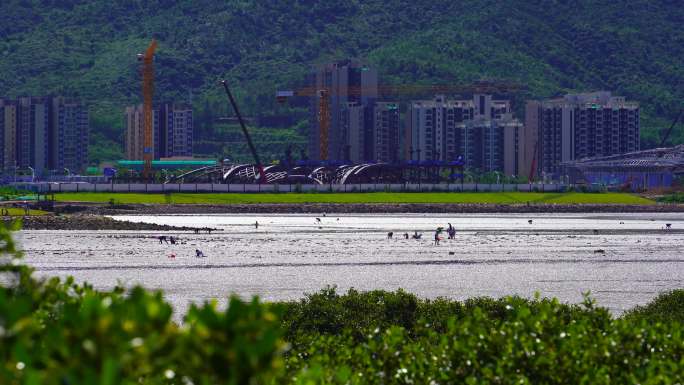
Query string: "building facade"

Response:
xmin=51 ymin=97 xmax=89 ymax=173
xmin=523 ymin=92 xmax=640 ymax=176
xmin=308 ymin=59 xmax=377 ymax=161
xmin=407 ymin=95 xmax=473 ymax=162
xmin=339 ymin=102 xmax=366 ymax=163
xmin=0 ymin=99 xmax=19 ymax=171
xmin=370 ymin=102 xmax=400 ymax=163
xmin=0 ymin=96 xmax=88 ymax=174
xmin=407 ymin=94 xmax=523 ymax=175
xmin=125 ymin=103 xmax=193 ymax=161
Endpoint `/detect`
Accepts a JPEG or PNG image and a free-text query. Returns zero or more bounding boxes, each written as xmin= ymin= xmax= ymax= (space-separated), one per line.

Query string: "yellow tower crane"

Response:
xmin=138 ymin=40 xmax=157 ymax=180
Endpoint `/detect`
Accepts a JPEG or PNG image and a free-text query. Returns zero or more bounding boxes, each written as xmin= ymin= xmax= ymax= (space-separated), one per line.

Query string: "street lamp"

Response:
xmin=28 ymin=166 xmax=34 ymax=182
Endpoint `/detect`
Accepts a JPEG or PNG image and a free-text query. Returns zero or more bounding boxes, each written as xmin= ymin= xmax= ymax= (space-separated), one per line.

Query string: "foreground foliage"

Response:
xmin=1 ymin=224 xmax=683 ymax=384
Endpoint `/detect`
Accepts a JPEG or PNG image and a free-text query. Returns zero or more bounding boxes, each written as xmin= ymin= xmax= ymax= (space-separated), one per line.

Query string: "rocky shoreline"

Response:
xmin=4 ymin=215 xmax=209 ymax=231
xmin=62 ymin=202 xmax=684 ymax=215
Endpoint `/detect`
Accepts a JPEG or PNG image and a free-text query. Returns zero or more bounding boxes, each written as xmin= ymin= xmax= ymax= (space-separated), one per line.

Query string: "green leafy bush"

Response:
xmin=657 ymin=192 xmax=684 ymax=203
xmin=2 ymin=224 xmax=684 ymax=384
xmin=623 ymin=290 xmax=684 ymax=324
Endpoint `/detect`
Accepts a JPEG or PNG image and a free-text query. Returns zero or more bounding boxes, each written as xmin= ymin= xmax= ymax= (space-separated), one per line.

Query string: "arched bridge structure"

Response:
xmin=167 ymin=160 xmax=464 ymax=185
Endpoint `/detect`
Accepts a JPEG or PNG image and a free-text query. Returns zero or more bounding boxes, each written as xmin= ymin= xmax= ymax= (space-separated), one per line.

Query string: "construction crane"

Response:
xmin=276 ymin=80 xmax=525 ymax=161
xmin=318 ymin=89 xmax=330 ymax=160
xmin=138 ymin=39 xmax=157 ymax=180
xmin=528 ymin=141 xmax=539 ymax=183
xmin=220 ymin=80 xmax=266 ymax=182
xmin=659 ymin=108 xmax=683 ymax=147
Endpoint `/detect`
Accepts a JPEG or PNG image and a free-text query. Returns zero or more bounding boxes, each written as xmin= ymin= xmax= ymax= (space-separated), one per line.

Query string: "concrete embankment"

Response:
xmin=3 ymin=215 xmax=208 ymax=231
xmin=59 ymin=202 xmax=684 ymax=215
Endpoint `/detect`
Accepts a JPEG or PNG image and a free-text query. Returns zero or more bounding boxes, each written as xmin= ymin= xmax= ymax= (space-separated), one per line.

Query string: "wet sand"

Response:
xmin=19 ymin=212 xmax=684 ymax=315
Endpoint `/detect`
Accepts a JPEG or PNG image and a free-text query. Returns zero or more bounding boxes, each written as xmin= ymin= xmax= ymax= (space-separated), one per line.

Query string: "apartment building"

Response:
xmin=523 ymin=91 xmax=640 ymax=176
xmin=339 ymin=102 xmax=367 ymax=163
xmin=370 ymin=102 xmax=400 ymax=163
xmin=51 ymin=97 xmax=89 ymax=173
xmin=406 ymin=95 xmax=473 ymax=162
xmin=407 ymin=94 xmax=523 ymax=174
xmin=17 ymin=97 xmax=50 ymax=172
xmin=0 ymin=99 xmax=18 ymax=171
xmin=0 ymin=96 xmax=88 ymax=174
xmin=308 ymin=59 xmax=378 ymax=161
xmin=125 ymin=103 xmax=193 ymax=160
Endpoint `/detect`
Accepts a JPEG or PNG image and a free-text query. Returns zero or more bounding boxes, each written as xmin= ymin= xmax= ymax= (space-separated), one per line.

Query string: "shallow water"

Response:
xmin=18 ymin=212 xmax=684 ymax=315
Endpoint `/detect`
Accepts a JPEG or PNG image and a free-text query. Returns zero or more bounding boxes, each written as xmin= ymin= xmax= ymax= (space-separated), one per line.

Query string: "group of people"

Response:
xmin=388 ymin=223 xmax=457 ymax=245
xmin=193 ymin=227 xmax=215 ymax=234
xmin=158 ymin=235 xmax=182 ymax=244
xmin=158 ymin=235 xmax=207 ymax=259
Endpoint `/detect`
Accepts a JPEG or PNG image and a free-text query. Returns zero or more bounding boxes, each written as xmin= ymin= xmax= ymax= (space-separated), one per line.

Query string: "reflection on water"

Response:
xmin=19 ymin=212 xmax=684 ymax=315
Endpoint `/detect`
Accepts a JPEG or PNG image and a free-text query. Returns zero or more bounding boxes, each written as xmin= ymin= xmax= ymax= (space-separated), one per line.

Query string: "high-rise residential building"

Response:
xmin=125 ymin=103 xmax=193 ymax=160
xmin=0 ymin=99 xmax=19 ymax=171
xmin=17 ymin=97 xmax=50 ymax=173
xmin=0 ymin=96 xmax=89 ymax=174
xmin=523 ymin=91 xmax=640 ymax=176
xmin=407 ymin=94 xmax=523 ymax=174
xmin=407 ymin=95 xmax=473 ymax=162
xmin=51 ymin=97 xmax=89 ymax=173
xmin=308 ymin=59 xmax=378 ymax=161
xmin=339 ymin=102 xmax=367 ymax=163
xmin=370 ymin=102 xmax=400 ymax=163
xmin=160 ymin=104 xmax=193 ymax=158
xmin=340 ymin=101 xmax=400 ymax=163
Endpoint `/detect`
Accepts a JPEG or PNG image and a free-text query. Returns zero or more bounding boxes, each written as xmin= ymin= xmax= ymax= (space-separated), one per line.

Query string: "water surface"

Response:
xmin=19 ymin=212 xmax=684 ymax=315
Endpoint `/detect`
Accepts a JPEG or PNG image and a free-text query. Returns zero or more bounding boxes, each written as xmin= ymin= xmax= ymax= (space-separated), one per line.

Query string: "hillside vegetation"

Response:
xmin=1 ymin=0 xmax=683 ymax=164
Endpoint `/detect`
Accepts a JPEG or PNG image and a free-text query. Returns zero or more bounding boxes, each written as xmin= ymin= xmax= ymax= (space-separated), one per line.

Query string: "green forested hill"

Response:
xmin=1 ymin=0 xmax=683 ymax=164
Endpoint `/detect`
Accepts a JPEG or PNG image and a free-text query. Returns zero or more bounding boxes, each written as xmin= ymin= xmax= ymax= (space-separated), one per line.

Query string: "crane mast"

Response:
xmin=318 ymin=89 xmax=330 ymax=161
xmin=220 ymin=80 xmax=266 ymax=182
xmin=141 ymin=40 xmax=157 ymax=180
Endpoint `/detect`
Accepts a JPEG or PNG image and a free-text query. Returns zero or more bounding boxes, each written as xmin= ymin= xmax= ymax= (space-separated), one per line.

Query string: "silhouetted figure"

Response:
xmin=528 ymin=220 xmax=533 ymax=224
xmin=387 ymin=232 xmax=393 ymax=239
xmin=170 ymin=236 xmax=176 ymax=245
xmin=158 ymin=236 xmax=168 ymax=244
xmin=195 ymin=249 xmax=205 ymax=258
xmin=434 ymin=231 xmax=441 ymax=245
xmin=666 ymin=223 xmax=672 ymax=230
xmin=412 ymin=231 xmax=422 ymax=240
xmin=404 ymin=233 xmax=409 ymax=239
xmin=447 ymin=223 xmax=456 ymax=239
xmin=255 ymin=221 xmax=259 ymax=229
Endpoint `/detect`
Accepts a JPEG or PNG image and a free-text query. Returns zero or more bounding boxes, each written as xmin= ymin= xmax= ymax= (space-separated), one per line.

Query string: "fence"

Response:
xmin=10 ymin=182 xmax=570 ymax=194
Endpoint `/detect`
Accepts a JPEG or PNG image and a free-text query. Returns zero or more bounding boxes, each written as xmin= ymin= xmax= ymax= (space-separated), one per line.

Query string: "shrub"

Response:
xmin=657 ymin=192 xmax=684 ymax=203
xmin=623 ymin=289 xmax=684 ymax=324
xmin=2 ymin=225 xmax=684 ymax=384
